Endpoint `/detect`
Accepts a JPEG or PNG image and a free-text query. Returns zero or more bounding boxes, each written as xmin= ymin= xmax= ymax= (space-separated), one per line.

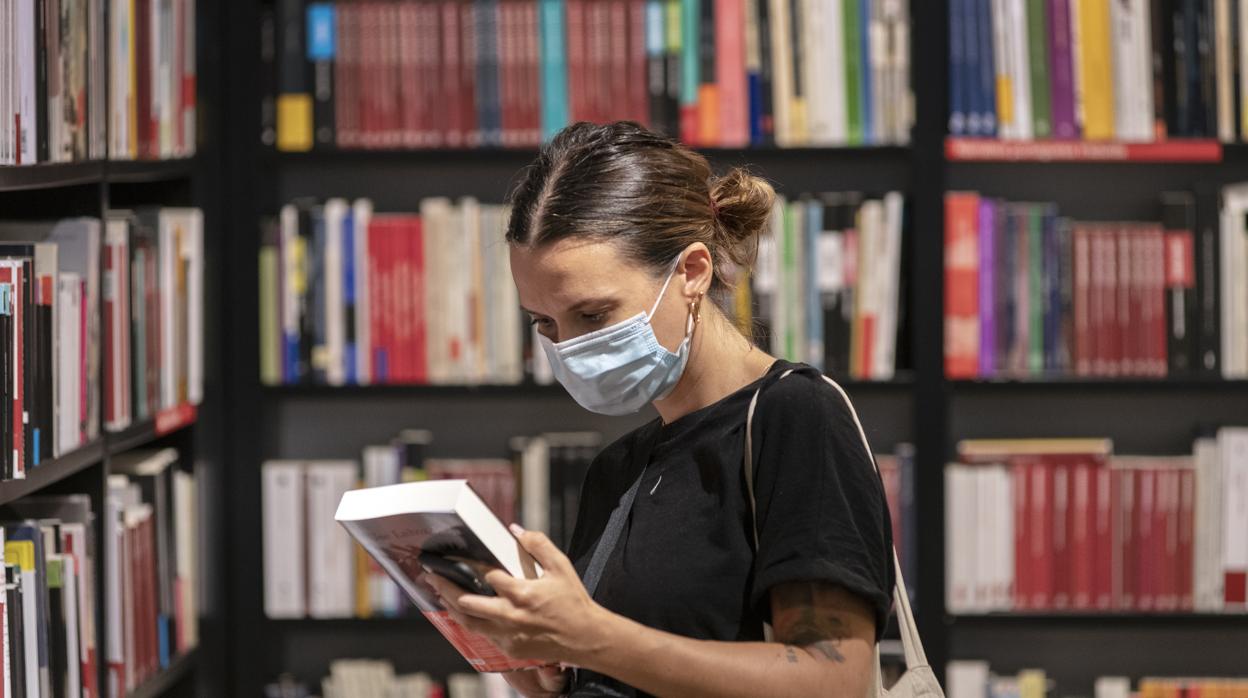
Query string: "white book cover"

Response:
xmin=944 ymin=465 xmax=969 ymax=613
xmin=973 ymin=467 xmax=995 ymax=611
xmin=1215 ymin=0 xmax=1235 ymax=141
xmin=157 ymin=212 xmax=180 ymax=409
xmin=262 ymin=461 xmax=306 ymax=618
xmin=59 ymin=521 xmax=95 ymax=686
xmin=991 ymin=0 xmax=1014 ymax=138
xmin=947 ymin=660 xmax=990 ymax=698
xmin=176 ymin=208 xmax=204 ymax=405
xmin=461 ymin=197 xmax=484 ymax=383
xmin=420 ymin=199 xmax=451 ymax=384
xmin=56 ymin=276 xmax=82 ymax=455
xmin=47 ymin=218 xmax=101 ymax=442
xmin=1132 ymin=0 xmax=1155 ymax=141
xmin=826 ymin=0 xmax=848 ymax=144
xmin=59 ymin=554 xmax=82 ymax=697
xmin=494 ymin=206 xmax=524 ymax=384
xmin=173 ymin=469 xmax=198 ymax=650
xmin=324 ymin=199 xmax=349 ymax=386
xmin=519 ymin=435 xmax=550 ymax=535
xmin=105 ymin=217 xmax=133 ymax=429
xmin=280 ymin=205 xmax=301 ymax=385
xmin=352 ymin=199 xmax=373 ymax=384
xmin=768 ymin=0 xmax=793 ymax=145
xmin=873 ymin=192 xmax=903 ymax=379
xmin=1219 ymin=427 xmax=1248 ymax=611
xmin=362 ymin=446 xmax=402 ymax=614
xmin=1007 ymin=0 xmax=1033 ymax=140
xmin=1193 ymin=436 xmax=1223 ymax=610
xmin=802 ymin=0 xmax=831 ymax=144
xmin=104 ymin=483 xmax=126 ymax=695
xmin=1220 ymin=186 xmax=1248 ymax=377
xmin=1241 ymin=0 xmax=1248 ymax=139
xmin=18 ymin=545 xmax=38 ymax=697
xmin=869 ymin=0 xmax=888 ymax=142
xmin=109 ymin=0 xmax=133 ymax=159
xmin=1095 ymin=677 xmax=1131 ymax=698
xmin=997 ymin=466 xmax=1015 ymax=610
xmin=16 ymin=0 xmax=37 ymax=164
xmin=335 ymin=479 xmax=545 ymax=672
xmin=307 ymin=461 xmax=358 ymax=618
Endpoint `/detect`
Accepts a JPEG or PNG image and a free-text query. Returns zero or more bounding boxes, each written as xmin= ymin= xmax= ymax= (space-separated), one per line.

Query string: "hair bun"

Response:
xmin=709 ymin=167 xmax=775 ymax=248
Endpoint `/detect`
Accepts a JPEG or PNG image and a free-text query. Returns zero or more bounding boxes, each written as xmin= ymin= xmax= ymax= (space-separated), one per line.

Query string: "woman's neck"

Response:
xmin=652 ymin=308 xmax=777 ymax=424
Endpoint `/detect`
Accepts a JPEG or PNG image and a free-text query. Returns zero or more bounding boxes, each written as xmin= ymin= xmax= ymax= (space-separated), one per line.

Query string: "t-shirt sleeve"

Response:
xmin=747 ymin=369 xmax=895 ymax=639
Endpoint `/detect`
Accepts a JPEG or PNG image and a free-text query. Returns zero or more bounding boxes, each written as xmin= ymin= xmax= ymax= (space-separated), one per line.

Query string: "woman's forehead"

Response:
xmin=510 ymin=240 xmax=647 ymax=310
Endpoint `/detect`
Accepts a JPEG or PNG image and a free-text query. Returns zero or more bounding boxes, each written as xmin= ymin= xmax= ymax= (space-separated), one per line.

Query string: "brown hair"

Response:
xmin=505 ymin=121 xmax=775 ymax=296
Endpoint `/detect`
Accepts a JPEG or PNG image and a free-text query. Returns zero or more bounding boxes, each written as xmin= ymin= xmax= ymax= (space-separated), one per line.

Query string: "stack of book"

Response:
xmin=944 ymin=432 xmax=1248 ymax=615
xmin=264 ymin=662 xmax=520 ymax=698
xmin=948 ymin=663 xmax=1248 ymax=698
xmin=103 ymin=208 xmax=205 ymax=432
xmin=948 ymin=0 xmax=1248 ymax=142
xmin=259 ymin=197 xmax=524 ymax=387
xmin=262 ymin=427 xmax=537 ymax=620
xmin=267 ymin=0 xmax=913 ymax=151
xmin=745 ymin=192 xmax=905 ymax=380
xmin=106 ymin=448 xmax=200 ymax=696
xmin=0 ymin=218 xmax=103 ymax=476
xmin=943 ymin=190 xmax=1248 ymax=380
xmin=0 ymin=495 xmax=100 ymax=698
xmin=0 ymin=0 xmax=196 ymax=165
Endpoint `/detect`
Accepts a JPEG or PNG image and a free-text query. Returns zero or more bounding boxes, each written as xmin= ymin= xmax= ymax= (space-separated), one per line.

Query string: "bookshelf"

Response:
xmin=220 ymin=1 xmax=1248 ymax=697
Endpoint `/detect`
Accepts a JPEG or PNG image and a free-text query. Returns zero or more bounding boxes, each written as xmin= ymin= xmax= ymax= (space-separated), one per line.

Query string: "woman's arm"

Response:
xmin=426 ymin=526 xmax=878 ymax=698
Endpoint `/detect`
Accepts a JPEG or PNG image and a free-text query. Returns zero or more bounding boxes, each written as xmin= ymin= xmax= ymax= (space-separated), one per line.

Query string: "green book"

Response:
xmin=1026 ymin=0 xmax=1052 ymax=139
xmin=259 ymin=245 xmax=280 ymax=385
xmin=681 ymin=0 xmax=699 ymax=113
xmin=843 ymin=0 xmax=863 ymax=144
xmin=1028 ymin=205 xmax=1044 ymax=375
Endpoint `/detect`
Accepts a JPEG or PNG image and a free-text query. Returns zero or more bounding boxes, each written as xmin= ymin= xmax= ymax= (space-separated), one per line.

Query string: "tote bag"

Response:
xmin=745 ymin=370 xmax=944 ymax=698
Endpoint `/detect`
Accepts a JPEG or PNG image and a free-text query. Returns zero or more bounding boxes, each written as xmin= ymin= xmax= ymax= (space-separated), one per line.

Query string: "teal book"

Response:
xmin=1026 ymin=0 xmax=1052 ymax=138
xmin=680 ymin=0 xmax=699 ymax=141
xmin=843 ymin=0 xmax=863 ymax=144
xmin=539 ymin=0 xmax=569 ymax=141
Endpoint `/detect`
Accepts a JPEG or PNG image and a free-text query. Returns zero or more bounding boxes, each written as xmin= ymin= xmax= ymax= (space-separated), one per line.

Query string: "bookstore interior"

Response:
xmin=3 ymin=0 xmax=1248 ymax=696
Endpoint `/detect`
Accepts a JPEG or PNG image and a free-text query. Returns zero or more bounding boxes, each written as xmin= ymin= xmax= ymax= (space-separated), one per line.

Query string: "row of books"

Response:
xmin=945 ymin=432 xmax=1248 ymax=614
xmin=106 ymin=449 xmax=200 ymax=697
xmin=0 ymin=0 xmax=197 ymax=165
xmin=746 ymin=191 xmax=905 ymax=380
xmin=102 ymin=208 xmax=205 ymax=431
xmin=0 ymin=219 xmax=102 ymax=478
xmin=949 ymin=0 xmax=1248 ymax=142
xmin=943 ymin=190 xmax=1242 ymax=380
xmin=259 ymin=198 xmax=524 ymax=387
xmin=265 ymin=661 xmax=523 ymax=698
xmin=267 ymin=0 xmax=912 ymax=152
xmin=948 ymin=662 xmax=1248 ymax=698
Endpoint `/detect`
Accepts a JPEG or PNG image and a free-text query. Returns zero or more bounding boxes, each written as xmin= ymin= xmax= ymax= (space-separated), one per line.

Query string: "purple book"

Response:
xmin=978 ymin=198 xmax=997 ymax=377
xmin=1047 ymin=0 xmax=1079 ymax=138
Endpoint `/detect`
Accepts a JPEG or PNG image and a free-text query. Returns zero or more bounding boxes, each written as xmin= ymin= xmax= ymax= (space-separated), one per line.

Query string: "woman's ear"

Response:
xmin=679 ymin=243 xmax=714 ymax=298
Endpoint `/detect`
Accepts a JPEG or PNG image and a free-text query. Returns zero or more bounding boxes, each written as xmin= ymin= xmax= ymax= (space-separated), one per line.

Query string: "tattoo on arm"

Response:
xmin=770 ymin=582 xmax=867 ymax=665
xmin=785 ymin=646 xmax=800 ymax=663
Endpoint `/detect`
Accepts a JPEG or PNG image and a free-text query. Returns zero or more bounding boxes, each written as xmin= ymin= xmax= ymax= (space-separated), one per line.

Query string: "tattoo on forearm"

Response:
xmin=771 ymin=582 xmax=858 ymax=665
xmin=785 ymin=646 xmax=800 ymax=663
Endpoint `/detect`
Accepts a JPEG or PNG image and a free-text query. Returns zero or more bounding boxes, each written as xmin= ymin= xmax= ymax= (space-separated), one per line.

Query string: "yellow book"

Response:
xmin=277 ymin=94 xmax=314 ymax=152
xmin=1018 ymin=670 xmax=1047 ymax=698
xmin=1076 ymin=0 xmax=1115 ymax=140
xmin=4 ymin=541 xmax=34 ymax=572
xmin=732 ymin=269 xmax=753 ymax=338
xmin=354 ymin=541 xmax=371 ymax=618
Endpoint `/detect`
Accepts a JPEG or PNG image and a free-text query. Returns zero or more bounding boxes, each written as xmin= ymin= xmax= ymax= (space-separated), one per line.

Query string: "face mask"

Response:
xmin=538 ymin=259 xmax=695 ymax=416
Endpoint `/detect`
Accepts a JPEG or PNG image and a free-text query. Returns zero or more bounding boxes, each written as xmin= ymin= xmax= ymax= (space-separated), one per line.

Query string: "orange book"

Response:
xmin=944 ymin=192 xmax=981 ymax=379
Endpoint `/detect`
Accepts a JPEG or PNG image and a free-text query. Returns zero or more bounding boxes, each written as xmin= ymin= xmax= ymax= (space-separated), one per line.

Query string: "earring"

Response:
xmin=690 ymin=292 xmax=704 ymax=324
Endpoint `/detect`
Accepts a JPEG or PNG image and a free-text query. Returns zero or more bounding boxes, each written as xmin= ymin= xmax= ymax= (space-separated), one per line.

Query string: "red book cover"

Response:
xmin=1109 ymin=226 xmax=1127 ymax=377
xmin=409 ymin=217 xmax=428 ymax=383
xmin=1070 ymin=463 xmax=1094 ymax=609
xmin=127 ymin=523 xmax=141 ymax=684
xmin=570 ymin=0 xmax=589 ymax=122
xmin=396 ymin=217 xmax=414 ymax=383
xmin=1137 ymin=468 xmax=1156 ymax=611
xmin=398 ymin=4 xmax=421 ymax=148
xmin=1160 ymin=467 xmax=1180 ymax=611
xmin=944 ymin=193 xmax=980 ymax=379
xmin=1123 ymin=229 xmax=1142 ymax=376
xmin=1088 ymin=227 xmax=1105 ymax=375
xmin=442 ymin=0 xmax=464 ymax=146
xmin=461 ymin=0 xmax=481 ymax=146
xmin=498 ymin=0 xmax=516 ymax=145
xmin=609 ymin=0 xmax=629 ymax=120
xmin=1178 ymin=467 xmax=1195 ymax=609
xmin=628 ymin=0 xmax=649 ymax=125
xmin=1150 ymin=228 xmax=1168 ymax=376
xmin=715 ymin=0 xmax=748 ymax=146
xmin=1030 ymin=461 xmax=1054 ymax=610
xmin=1052 ymin=464 xmax=1070 ymax=609
xmin=589 ymin=0 xmax=609 ymax=122
xmin=382 ymin=218 xmax=399 ymax=383
xmin=1013 ymin=462 xmax=1030 ymax=609
xmin=1095 ymin=465 xmax=1114 ymax=609
xmin=422 ymin=1 xmax=444 ymax=147
xmin=368 ymin=217 xmax=387 ymax=383
xmin=334 ymin=5 xmax=358 ymax=148
xmin=359 ymin=4 xmax=376 ymax=147
xmin=146 ymin=251 xmax=160 ymax=415
xmin=1100 ymin=227 xmax=1119 ymax=377
xmin=1116 ymin=467 xmax=1135 ymax=609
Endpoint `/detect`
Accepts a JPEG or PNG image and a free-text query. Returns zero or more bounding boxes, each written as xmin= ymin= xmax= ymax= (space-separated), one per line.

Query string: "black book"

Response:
xmin=756 ymin=0 xmax=774 ymax=144
xmin=37 ymin=276 xmax=52 ymax=464
xmin=47 ymin=556 xmax=65 ymax=698
xmin=818 ymin=194 xmax=850 ymax=375
xmin=1056 ymin=217 xmax=1075 ymax=374
xmin=1 ymin=288 xmax=11 ymax=479
xmin=663 ymin=2 xmax=682 ymax=139
xmin=1173 ymin=2 xmax=1195 ymax=135
xmin=35 ymin=0 xmax=49 ymax=162
xmin=1151 ymin=0 xmax=1175 ymax=137
xmin=0 ymin=249 xmax=40 ymax=472
xmin=260 ymin=8 xmax=278 ymax=147
xmin=307 ymin=2 xmax=336 ymax=148
xmin=648 ymin=6 xmax=669 ymax=135
xmin=1196 ymin=0 xmax=1217 ymax=136
xmin=296 ymin=200 xmax=317 ymax=384
xmin=698 ymin=0 xmax=716 ymax=140
xmin=1194 ymin=184 xmax=1220 ymax=374
xmin=7 ymin=565 xmax=26 ymax=698
xmin=1162 ymin=192 xmax=1198 ymax=375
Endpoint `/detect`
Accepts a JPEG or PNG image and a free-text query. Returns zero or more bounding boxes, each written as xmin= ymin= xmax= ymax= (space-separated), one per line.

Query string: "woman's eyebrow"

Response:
xmin=521 ymin=296 xmax=618 ymax=317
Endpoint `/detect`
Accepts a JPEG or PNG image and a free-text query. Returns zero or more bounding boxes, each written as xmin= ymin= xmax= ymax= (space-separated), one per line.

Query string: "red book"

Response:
xmin=944 ymin=193 xmax=980 ymax=379
xmin=1013 ymin=462 xmax=1030 ymax=609
xmin=1160 ymin=467 xmax=1180 ymax=610
xmin=1094 ymin=465 xmax=1114 ymax=609
xmin=422 ymin=1 xmax=444 ymax=147
xmin=1098 ymin=228 xmax=1117 ymax=376
xmin=498 ymin=0 xmax=516 ymax=145
xmin=567 ymin=0 xmax=587 ymax=121
xmin=398 ymin=4 xmax=421 ymax=148
xmin=102 ymin=246 xmax=113 ymax=422
xmin=610 ymin=0 xmax=630 ymax=120
xmin=441 ymin=0 xmax=463 ymax=146
xmin=409 ymin=217 xmax=428 ymax=383
xmin=1150 ymin=228 xmax=1169 ymax=376
xmin=1178 ymin=467 xmax=1195 ymax=609
xmin=1052 ymin=465 xmax=1070 ymax=609
xmin=1085 ymin=226 xmax=1102 ymax=375
xmin=628 ymin=0 xmax=649 ymax=125
xmin=368 ymin=218 xmax=387 ymax=382
xmin=1137 ymin=468 xmax=1156 ymax=611
xmin=1116 ymin=467 xmax=1135 ymax=609
xmin=461 ymin=0 xmax=480 ymax=146
xmin=1122 ymin=229 xmax=1140 ymax=376
xmin=334 ymin=5 xmax=358 ymax=148
xmin=589 ymin=0 xmax=609 ymax=122
xmin=359 ymin=4 xmax=377 ymax=148
xmin=397 ymin=217 xmax=415 ymax=383
xmin=715 ymin=0 xmax=748 ymax=146
xmin=1031 ymin=462 xmax=1055 ymax=609
xmin=1069 ymin=463 xmax=1095 ymax=609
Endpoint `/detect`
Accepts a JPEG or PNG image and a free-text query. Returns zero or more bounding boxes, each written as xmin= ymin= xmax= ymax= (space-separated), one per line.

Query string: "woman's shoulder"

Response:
xmin=754 ymin=361 xmax=857 ymax=419
xmin=585 ymin=418 xmax=662 ymax=487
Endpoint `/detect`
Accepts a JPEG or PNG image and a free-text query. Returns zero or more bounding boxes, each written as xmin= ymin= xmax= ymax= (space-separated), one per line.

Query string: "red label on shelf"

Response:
xmin=946 ymin=138 xmax=1224 ymax=163
xmin=154 ymin=403 xmax=197 ymax=436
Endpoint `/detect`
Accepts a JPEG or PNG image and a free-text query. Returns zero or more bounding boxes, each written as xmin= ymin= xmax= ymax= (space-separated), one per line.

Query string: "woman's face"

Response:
xmin=510 ymin=238 xmax=692 ymax=351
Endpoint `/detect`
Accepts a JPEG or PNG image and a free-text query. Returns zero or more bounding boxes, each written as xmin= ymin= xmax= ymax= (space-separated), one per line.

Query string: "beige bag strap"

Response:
xmin=744 ymin=369 xmax=930 ymax=676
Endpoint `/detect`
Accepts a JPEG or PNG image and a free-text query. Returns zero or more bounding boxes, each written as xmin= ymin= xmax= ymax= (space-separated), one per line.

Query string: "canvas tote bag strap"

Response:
xmin=743 ymin=369 xmax=929 ymax=673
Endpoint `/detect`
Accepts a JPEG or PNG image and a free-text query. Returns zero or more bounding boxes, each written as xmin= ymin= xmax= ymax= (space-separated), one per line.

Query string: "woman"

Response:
xmin=424 ymin=121 xmax=894 ymax=698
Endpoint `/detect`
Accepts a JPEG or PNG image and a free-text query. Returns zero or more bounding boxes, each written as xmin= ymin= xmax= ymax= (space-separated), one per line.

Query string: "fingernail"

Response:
xmin=421 ymin=564 xmax=432 ymax=575
xmin=509 ymin=523 xmax=525 ymax=535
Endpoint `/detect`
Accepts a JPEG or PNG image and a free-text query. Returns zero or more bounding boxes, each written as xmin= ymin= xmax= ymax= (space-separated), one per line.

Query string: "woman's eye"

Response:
xmin=582 ymin=312 xmax=606 ymax=324
xmin=528 ymin=316 xmax=553 ymax=329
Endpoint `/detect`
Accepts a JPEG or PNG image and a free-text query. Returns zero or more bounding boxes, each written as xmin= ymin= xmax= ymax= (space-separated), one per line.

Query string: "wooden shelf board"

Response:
xmin=126 ymin=649 xmax=198 ymax=698
xmin=0 ymin=441 xmax=105 ymax=507
xmin=949 ymin=378 xmax=1248 ymax=392
xmin=946 ymin=138 xmax=1224 ymax=163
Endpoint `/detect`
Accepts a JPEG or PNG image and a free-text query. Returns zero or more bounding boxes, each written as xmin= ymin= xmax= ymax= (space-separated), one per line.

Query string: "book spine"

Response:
xmin=539 ymin=0 xmax=568 ymax=140
xmin=945 ymin=193 xmax=980 ymax=379
xmin=1048 ymin=0 xmax=1078 ymax=137
xmin=1027 ymin=0 xmax=1053 ymax=137
xmin=843 ymin=0 xmax=862 ymax=143
xmin=1077 ymin=0 xmax=1114 ymax=139
xmin=949 ymin=0 xmax=967 ymax=135
xmin=978 ymin=198 xmax=996 ymax=376
xmin=1027 ymin=206 xmax=1043 ymax=375
xmin=698 ymin=0 xmax=719 ymax=144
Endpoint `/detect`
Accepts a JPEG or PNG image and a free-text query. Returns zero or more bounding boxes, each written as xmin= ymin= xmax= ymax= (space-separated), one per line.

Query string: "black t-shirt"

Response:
xmin=565 ymin=360 xmax=895 ymax=697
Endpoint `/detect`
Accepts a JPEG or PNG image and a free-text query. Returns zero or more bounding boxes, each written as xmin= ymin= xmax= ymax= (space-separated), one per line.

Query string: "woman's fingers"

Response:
xmin=509 ymin=524 xmax=576 ymax=577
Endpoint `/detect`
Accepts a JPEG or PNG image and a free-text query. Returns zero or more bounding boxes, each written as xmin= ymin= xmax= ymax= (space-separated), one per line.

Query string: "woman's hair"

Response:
xmin=505 ymin=121 xmax=775 ymax=296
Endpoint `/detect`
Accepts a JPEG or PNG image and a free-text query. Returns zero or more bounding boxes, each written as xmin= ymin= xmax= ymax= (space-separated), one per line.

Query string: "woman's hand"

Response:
xmin=500 ymin=664 xmax=569 ymax=698
xmin=423 ymin=523 xmax=610 ymax=667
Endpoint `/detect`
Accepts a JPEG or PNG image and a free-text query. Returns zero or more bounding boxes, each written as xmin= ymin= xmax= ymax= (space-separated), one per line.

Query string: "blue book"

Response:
xmin=978 ymin=0 xmax=998 ymax=136
xmin=858 ymin=0 xmax=873 ymax=142
xmin=948 ymin=0 xmax=966 ymax=135
xmin=805 ymin=200 xmax=824 ymax=371
xmin=342 ymin=211 xmax=357 ymax=385
xmin=539 ymin=0 xmax=569 ymax=141
xmin=978 ymin=198 xmax=996 ymax=377
xmin=311 ymin=207 xmax=327 ymax=385
xmin=964 ymin=0 xmax=982 ymax=136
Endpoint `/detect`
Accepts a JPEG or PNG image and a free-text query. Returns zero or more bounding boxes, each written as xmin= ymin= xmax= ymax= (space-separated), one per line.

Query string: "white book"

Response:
xmin=324 ymin=199 xmax=348 ymax=386
xmin=56 ymin=276 xmax=82 ymax=455
xmin=16 ymin=541 xmax=38 ymax=697
xmin=873 ymin=192 xmax=903 ymax=379
xmin=1193 ymin=436 xmax=1223 ymax=610
xmin=973 ymin=467 xmax=994 ymax=611
xmin=352 ymin=199 xmax=373 ymax=384
xmin=109 ymin=0 xmax=134 ymax=159
xmin=1219 ymin=427 xmax=1248 ymax=611
xmin=825 ymin=0 xmax=848 ymax=144
xmin=280 ymin=205 xmax=301 ymax=385
xmin=947 ymin=661 xmax=990 ymax=698
xmin=170 ymin=208 xmax=203 ymax=405
xmin=1133 ymin=0 xmax=1155 ymax=141
xmin=991 ymin=0 xmax=1014 ymax=138
xmin=16 ymin=0 xmax=37 ymax=164
xmin=1215 ymin=0 xmax=1235 ymax=141
xmin=802 ymin=0 xmax=831 ymax=144
xmin=518 ymin=435 xmax=550 ymax=535
xmin=362 ymin=446 xmax=402 ymax=614
xmin=869 ymin=0 xmax=888 ymax=142
xmin=1110 ymin=0 xmax=1134 ymax=140
xmin=461 ymin=197 xmax=484 ymax=383
xmin=944 ymin=465 xmax=969 ymax=613
xmin=1007 ymin=0 xmax=1033 ymax=140
xmin=47 ymin=218 xmax=101 ymax=442
xmin=307 ymin=461 xmax=358 ymax=618
xmin=58 ymin=554 xmax=82 ymax=698
xmin=173 ymin=469 xmax=198 ymax=650
xmin=157 ymin=212 xmax=180 ymax=409
xmin=1240 ymin=0 xmax=1248 ymax=139
xmin=262 ymin=461 xmax=306 ymax=618
xmin=1220 ymin=185 xmax=1248 ymax=377
xmin=494 ymin=206 xmax=524 ymax=384
xmin=420 ymin=198 xmax=451 ymax=384
xmin=995 ymin=466 xmax=1015 ymax=610
xmin=104 ymin=479 xmax=126 ymax=694
xmin=768 ymin=0 xmax=793 ymax=145
xmin=1095 ymin=677 xmax=1131 ymax=698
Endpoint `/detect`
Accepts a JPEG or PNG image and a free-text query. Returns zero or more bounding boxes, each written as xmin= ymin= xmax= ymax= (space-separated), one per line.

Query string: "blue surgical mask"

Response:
xmin=538 ymin=260 xmax=694 ymax=416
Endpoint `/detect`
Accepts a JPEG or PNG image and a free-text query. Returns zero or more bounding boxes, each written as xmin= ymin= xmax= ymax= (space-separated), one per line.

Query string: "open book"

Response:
xmin=335 ymin=479 xmax=544 ymax=672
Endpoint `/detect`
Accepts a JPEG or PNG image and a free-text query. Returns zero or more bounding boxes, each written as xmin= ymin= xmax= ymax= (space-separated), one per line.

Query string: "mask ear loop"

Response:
xmin=646 ymin=255 xmax=685 ymax=320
